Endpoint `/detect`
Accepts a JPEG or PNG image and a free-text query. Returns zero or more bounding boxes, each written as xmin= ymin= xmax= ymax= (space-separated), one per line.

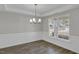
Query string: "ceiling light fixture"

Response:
xmin=30 ymin=4 xmax=41 ymax=24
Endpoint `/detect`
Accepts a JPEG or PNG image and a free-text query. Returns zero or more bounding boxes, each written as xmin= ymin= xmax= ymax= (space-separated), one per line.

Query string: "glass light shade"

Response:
xmin=30 ymin=19 xmax=33 ymax=23
xmin=38 ymin=19 xmax=41 ymax=23
xmin=33 ymin=18 xmax=36 ymax=23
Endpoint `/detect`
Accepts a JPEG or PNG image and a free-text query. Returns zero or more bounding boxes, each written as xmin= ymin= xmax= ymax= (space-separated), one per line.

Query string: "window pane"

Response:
xmin=49 ymin=18 xmax=54 ymax=37
xmin=58 ymin=16 xmax=69 ymax=40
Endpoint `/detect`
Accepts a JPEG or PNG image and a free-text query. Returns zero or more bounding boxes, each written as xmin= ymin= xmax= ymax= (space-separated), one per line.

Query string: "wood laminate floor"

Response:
xmin=0 ymin=40 xmax=76 ymax=54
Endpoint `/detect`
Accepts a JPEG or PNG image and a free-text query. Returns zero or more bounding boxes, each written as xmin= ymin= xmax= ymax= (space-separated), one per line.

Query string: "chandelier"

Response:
xmin=30 ymin=4 xmax=41 ymax=24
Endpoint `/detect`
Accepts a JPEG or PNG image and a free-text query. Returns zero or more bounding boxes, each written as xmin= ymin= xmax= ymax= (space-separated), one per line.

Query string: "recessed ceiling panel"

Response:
xmin=0 ymin=4 xmax=79 ymax=17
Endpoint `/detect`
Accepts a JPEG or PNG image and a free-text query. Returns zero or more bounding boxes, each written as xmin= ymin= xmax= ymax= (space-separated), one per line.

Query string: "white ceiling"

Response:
xmin=0 ymin=4 xmax=79 ymax=17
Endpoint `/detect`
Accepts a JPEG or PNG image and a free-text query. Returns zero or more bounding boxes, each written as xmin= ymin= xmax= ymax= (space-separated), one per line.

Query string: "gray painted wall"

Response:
xmin=42 ymin=7 xmax=79 ymax=53
xmin=70 ymin=8 xmax=79 ymax=36
xmin=0 ymin=7 xmax=79 ymax=36
xmin=0 ymin=11 xmax=43 ymax=48
xmin=0 ymin=12 xmax=43 ymax=34
xmin=43 ymin=7 xmax=79 ymax=36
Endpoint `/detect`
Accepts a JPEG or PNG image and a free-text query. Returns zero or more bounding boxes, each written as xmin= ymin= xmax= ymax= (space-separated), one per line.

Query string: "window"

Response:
xmin=49 ymin=15 xmax=69 ymax=40
xmin=48 ymin=18 xmax=55 ymax=37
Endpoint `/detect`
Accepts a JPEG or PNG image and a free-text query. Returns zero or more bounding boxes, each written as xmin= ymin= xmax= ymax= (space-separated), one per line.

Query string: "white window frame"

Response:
xmin=48 ymin=15 xmax=69 ymax=40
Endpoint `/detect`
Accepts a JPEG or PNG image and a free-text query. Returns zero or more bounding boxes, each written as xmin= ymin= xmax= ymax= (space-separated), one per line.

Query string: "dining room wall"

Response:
xmin=0 ymin=11 xmax=43 ymax=34
xmin=42 ymin=7 xmax=79 ymax=53
xmin=0 ymin=11 xmax=43 ymax=48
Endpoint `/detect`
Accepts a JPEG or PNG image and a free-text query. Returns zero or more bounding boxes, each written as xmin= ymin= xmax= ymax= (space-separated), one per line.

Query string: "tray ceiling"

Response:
xmin=0 ymin=4 xmax=78 ymax=17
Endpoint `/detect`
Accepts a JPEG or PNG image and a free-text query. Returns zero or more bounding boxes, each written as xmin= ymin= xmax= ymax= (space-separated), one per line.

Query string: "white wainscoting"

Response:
xmin=43 ymin=32 xmax=79 ymax=53
xmin=0 ymin=32 xmax=79 ymax=53
xmin=0 ymin=32 xmax=43 ymax=48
